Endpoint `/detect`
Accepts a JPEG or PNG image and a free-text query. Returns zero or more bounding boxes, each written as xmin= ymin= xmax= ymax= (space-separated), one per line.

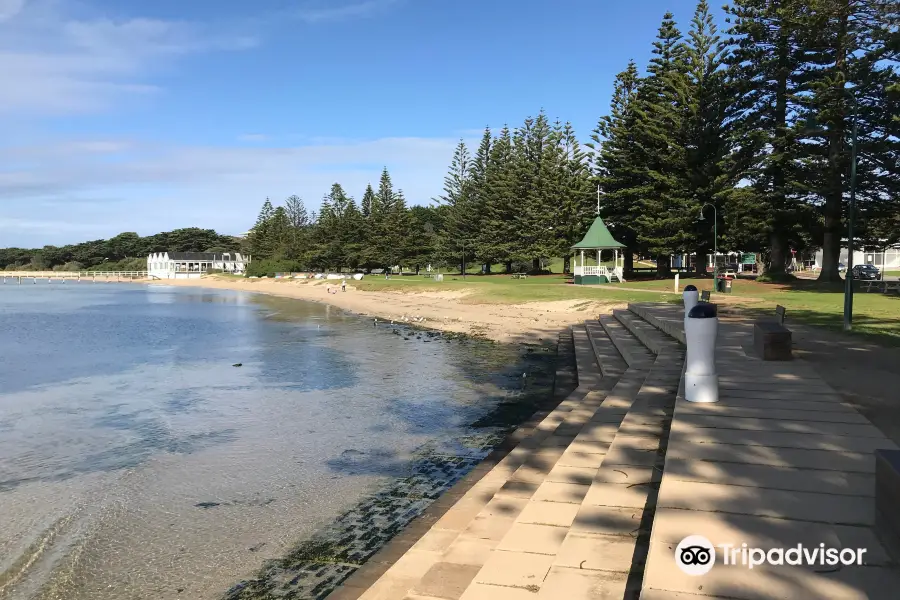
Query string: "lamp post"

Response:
xmin=698 ymin=204 xmax=717 ymax=286
xmin=843 ymin=99 xmax=859 ymax=332
xmin=803 ymin=90 xmax=859 ymax=331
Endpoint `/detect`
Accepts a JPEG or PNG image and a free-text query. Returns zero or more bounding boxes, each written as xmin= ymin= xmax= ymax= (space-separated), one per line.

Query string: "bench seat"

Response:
xmin=753 ymin=320 xmax=792 ymax=361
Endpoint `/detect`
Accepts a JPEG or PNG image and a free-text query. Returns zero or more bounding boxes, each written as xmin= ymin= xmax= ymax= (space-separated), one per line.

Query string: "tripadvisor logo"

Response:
xmin=675 ymin=535 xmax=716 ymax=576
xmin=675 ymin=535 xmax=869 ymax=575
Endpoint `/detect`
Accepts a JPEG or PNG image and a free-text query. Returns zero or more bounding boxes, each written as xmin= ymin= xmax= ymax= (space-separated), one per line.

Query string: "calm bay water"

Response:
xmin=0 ymin=284 xmax=533 ymax=600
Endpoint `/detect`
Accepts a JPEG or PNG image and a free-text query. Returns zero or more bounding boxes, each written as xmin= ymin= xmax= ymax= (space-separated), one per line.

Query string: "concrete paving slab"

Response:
xmin=459 ymin=582 xmax=544 ymax=600
xmin=602 ymin=445 xmax=662 ymax=468
xmin=532 ymin=481 xmax=591 ymax=504
xmin=495 ymin=480 xmax=540 ymax=499
xmin=496 ymin=522 xmax=569 ymax=554
xmin=568 ymin=439 xmax=613 ymax=455
xmin=556 ymin=449 xmax=608 ymax=469
xmin=515 ymin=500 xmax=580 ymax=527
xmin=680 ymin=396 xmax=859 ymax=413
xmin=554 ymin=531 xmax=643 ymax=573
xmin=657 ymin=480 xmax=875 ymax=525
xmin=674 ymin=403 xmax=869 ymax=423
xmin=536 ymin=566 xmax=631 ymax=599
xmin=662 ymin=460 xmax=875 ymax=496
xmin=464 ymin=497 xmax=528 ymax=541
xmin=573 ymin=423 xmax=620 ymax=440
xmin=545 ymin=465 xmax=598 ymax=485
xmin=473 ymin=550 xmax=554 ymax=588
xmin=413 ymin=562 xmax=482 ymax=600
xmin=587 ymin=409 xmax=630 ymax=423
xmin=583 ymin=481 xmax=655 ymax=509
xmin=570 ymin=504 xmax=645 ymax=536
xmin=593 ymin=465 xmax=656 ymax=485
xmin=667 ymin=428 xmax=897 ymax=453
xmin=672 ymin=414 xmax=888 ymax=439
xmin=411 ymin=529 xmax=462 ymax=553
xmin=434 ymin=499 xmax=495 ymax=532
xmin=664 ymin=442 xmax=876 ymax=473
xmin=648 ymin=508 xmax=893 ymax=566
xmin=442 ymin=534 xmax=500 ymax=567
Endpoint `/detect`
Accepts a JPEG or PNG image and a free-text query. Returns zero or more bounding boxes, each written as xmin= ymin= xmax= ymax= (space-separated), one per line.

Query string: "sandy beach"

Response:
xmin=152 ymin=276 xmax=621 ymax=345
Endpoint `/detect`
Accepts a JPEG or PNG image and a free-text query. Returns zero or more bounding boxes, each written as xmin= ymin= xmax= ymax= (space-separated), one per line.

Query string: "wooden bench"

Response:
xmin=754 ymin=305 xmax=791 ymax=360
xmin=422 ymin=273 xmax=434 ymax=278
xmin=511 ymin=273 xmax=528 ymax=279
xmin=876 ymin=450 xmax=900 ymax=545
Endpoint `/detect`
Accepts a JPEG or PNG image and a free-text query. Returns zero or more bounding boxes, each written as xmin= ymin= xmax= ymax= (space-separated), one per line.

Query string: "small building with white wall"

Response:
xmin=813 ymin=244 xmax=900 ymax=271
xmin=147 ymin=252 xmax=251 ymax=279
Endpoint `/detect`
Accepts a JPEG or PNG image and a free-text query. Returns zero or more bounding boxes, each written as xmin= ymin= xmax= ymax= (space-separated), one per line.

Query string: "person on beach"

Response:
xmin=326 ymin=284 xmax=332 ymax=294
xmin=341 ymin=279 xmax=347 ymax=292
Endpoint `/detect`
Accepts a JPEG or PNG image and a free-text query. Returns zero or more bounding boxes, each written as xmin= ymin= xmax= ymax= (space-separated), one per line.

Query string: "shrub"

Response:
xmin=246 ymin=259 xmax=305 ymax=278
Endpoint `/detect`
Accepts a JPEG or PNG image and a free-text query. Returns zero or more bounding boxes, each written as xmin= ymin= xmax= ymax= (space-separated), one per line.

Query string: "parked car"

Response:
xmin=838 ymin=262 xmax=846 ymax=272
xmin=851 ymin=264 xmax=880 ymax=280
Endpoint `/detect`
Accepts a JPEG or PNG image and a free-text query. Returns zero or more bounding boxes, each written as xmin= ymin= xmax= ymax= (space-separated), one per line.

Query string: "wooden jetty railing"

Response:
xmin=1 ymin=271 xmax=149 ymax=283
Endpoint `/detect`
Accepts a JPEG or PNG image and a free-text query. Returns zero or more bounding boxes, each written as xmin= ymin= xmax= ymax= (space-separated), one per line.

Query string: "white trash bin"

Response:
xmin=683 ymin=284 xmax=699 ymax=319
xmin=684 ymin=303 xmax=719 ymax=403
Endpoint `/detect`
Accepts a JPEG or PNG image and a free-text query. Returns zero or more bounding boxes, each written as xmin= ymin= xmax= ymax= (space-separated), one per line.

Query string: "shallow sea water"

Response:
xmin=0 ymin=284 xmax=551 ymax=600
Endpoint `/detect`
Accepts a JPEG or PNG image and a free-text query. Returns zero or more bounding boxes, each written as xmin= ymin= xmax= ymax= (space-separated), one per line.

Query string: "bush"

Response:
xmin=246 ymin=259 xmax=305 ymax=278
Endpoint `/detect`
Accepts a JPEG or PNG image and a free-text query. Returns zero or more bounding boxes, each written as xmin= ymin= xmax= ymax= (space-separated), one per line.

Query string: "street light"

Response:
xmin=803 ymin=91 xmax=859 ymax=331
xmin=698 ymin=204 xmax=717 ymax=286
xmin=844 ymin=98 xmax=859 ymax=331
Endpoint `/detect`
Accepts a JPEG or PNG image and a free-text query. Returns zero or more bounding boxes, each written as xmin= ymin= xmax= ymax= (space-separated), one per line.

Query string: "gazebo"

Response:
xmin=571 ymin=216 xmax=626 ymax=284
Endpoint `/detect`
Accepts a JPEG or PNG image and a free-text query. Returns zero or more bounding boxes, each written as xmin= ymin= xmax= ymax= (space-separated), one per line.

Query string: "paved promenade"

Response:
xmin=329 ymin=302 xmax=900 ymax=600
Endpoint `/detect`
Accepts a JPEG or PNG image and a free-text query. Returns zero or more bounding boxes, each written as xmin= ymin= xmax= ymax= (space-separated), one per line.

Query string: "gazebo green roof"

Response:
xmin=571 ymin=216 xmax=625 ymax=249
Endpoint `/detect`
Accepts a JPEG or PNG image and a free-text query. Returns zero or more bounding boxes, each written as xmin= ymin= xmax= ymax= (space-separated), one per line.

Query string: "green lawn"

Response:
xmin=354 ymin=272 xmax=900 ymax=345
xmin=355 ymin=273 xmax=677 ymax=305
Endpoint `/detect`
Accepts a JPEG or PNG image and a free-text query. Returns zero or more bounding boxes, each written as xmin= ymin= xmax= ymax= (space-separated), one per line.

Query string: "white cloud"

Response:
xmin=0 ymin=135 xmax=475 ymax=246
xmin=0 ymin=0 xmax=25 ymax=22
xmin=293 ymin=0 xmax=402 ymax=23
xmin=0 ymin=1 xmax=257 ymax=117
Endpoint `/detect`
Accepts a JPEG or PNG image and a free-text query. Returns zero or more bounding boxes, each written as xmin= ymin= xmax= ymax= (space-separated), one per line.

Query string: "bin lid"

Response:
xmin=688 ymin=304 xmax=717 ymax=318
xmin=684 ymin=284 xmax=697 ymax=291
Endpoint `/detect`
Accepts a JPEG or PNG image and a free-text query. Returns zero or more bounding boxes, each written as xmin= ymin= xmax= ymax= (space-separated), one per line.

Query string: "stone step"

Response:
xmin=409 ymin=372 xmax=640 ymax=600
xmin=596 ymin=316 xmax=654 ymax=369
xmin=443 ymin=327 xmax=659 ymax=600
xmin=572 ymin=324 xmax=605 ymax=390
xmin=352 ymin=332 xmax=613 ymax=600
xmin=616 ymin=309 xmax=684 ymax=357
xmin=584 ymin=319 xmax=629 ymax=377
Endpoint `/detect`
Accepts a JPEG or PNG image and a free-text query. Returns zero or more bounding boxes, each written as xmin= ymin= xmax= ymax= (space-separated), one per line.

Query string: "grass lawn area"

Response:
xmin=355 ymin=272 xmax=900 ymax=345
xmin=354 ymin=273 xmax=677 ymax=305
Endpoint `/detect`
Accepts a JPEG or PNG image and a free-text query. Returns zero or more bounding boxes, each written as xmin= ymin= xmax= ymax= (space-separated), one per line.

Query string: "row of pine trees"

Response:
xmin=248 ymin=0 xmax=899 ymax=281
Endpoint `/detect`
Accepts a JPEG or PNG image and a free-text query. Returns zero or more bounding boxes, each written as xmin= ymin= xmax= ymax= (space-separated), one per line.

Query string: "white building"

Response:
xmin=813 ymin=244 xmax=900 ymax=270
xmin=147 ymin=252 xmax=251 ymax=279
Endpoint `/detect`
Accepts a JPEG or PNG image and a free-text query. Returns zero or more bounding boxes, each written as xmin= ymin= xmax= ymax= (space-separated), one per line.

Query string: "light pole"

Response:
xmin=843 ymin=97 xmax=859 ymax=331
xmin=803 ymin=91 xmax=859 ymax=331
xmin=698 ymin=204 xmax=717 ymax=286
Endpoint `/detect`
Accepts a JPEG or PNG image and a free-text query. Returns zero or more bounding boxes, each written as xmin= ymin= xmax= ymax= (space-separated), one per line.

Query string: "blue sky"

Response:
xmin=1 ymin=0 xmax=713 ymax=247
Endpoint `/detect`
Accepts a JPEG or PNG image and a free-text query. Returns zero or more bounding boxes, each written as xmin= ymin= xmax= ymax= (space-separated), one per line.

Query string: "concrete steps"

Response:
xmin=351 ymin=326 xmax=621 ymax=600
xmin=455 ymin=314 xmax=685 ymax=599
xmin=346 ymin=308 xmax=695 ymax=600
xmin=597 ymin=316 xmax=654 ymax=369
